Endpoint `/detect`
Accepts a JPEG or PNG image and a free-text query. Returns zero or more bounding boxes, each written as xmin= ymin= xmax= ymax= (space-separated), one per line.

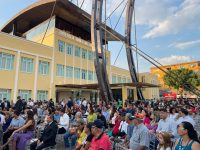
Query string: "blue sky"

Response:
xmin=0 ymin=0 xmax=200 ymax=72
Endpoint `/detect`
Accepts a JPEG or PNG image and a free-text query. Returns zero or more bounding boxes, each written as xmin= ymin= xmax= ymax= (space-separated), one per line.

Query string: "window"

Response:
xmin=20 ymin=57 xmax=33 ymax=73
xmin=37 ymin=90 xmax=48 ymax=101
xmin=0 ymin=89 xmax=11 ymax=100
xmin=39 ymin=61 xmax=49 ymax=75
xmin=66 ymin=66 xmax=73 ymax=78
xmin=88 ymin=71 xmax=93 ymax=80
xmin=88 ymin=51 xmax=93 ymax=60
xmin=74 ymin=68 xmax=80 ymax=79
xmin=127 ymin=78 xmax=131 ymax=83
xmin=56 ymin=64 xmax=64 ymax=77
xmin=58 ymin=40 xmax=65 ymax=53
xmin=66 ymin=43 xmax=73 ymax=55
xmin=0 ymin=52 xmax=14 ymax=70
xmin=112 ymin=75 xmax=117 ymax=83
xmin=117 ymin=76 xmax=122 ymax=83
xmin=18 ymin=90 xmax=31 ymax=101
xmin=82 ymin=49 xmax=87 ymax=59
xmin=94 ymin=72 xmax=97 ymax=81
xmin=122 ymin=77 xmax=126 ymax=83
xmin=82 ymin=69 xmax=87 ymax=80
xmin=75 ymin=46 xmax=81 ymax=57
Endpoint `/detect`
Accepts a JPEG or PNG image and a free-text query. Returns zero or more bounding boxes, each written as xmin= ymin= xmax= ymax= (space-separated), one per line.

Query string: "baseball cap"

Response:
xmin=91 ymin=119 xmax=104 ymax=129
xmin=96 ymin=108 xmax=102 ymax=113
xmin=132 ymin=113 xmax=144 ymax=120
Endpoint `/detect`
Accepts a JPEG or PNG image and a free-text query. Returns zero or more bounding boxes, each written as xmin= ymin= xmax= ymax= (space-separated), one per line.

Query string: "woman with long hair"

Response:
xmin=86 ymin=106 xmax=97 ymax=123
xmin=142 ymin=109 xmax=151 ymax=126
xmin=80 ymin=122 xmax=94 ymax=150
xmin=169 ymin=107 xmax=178 ymax=121
xmin=147 ymin=112 xmax=159 ymax=134
xmin=157 ymin=131 xmax=172 ymax=150
xmin=1 ymin=110 xmax=35 ymax=150
xmin=174 ymin=121 xmax=200 ymax=150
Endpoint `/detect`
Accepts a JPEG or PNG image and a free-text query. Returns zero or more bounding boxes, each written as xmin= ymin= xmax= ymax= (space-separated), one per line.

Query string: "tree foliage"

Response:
xmin=163 ymin=68 xmax=200 ymax=91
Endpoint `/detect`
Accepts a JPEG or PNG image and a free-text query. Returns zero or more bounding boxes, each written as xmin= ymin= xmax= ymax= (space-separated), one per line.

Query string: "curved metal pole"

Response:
xmin=125 ymin=0 xmax=144 ymax=100
xmin=91 ymin=0 xmax=114 ymax=104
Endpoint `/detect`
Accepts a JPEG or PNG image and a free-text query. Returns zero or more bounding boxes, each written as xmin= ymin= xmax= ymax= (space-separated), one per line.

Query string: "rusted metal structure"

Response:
xmin=91 ymin=0 xmax=114 ymax=103
xmin=91 ymin=0 xmax=144 ymax=101
xmin=125 ymin=0 xmax=144 ymax=100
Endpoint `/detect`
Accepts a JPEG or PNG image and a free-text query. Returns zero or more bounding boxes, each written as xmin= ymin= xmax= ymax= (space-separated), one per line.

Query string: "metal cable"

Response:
xmin=99 ymin=25 xmax=200 ymax=96
xmin=102 ymin=0 xmax=126 ymax=25
xmin=113 ymin=43 xmax=124 ymax=65
xmin=114 ymin=1 xmax=128 ymax=30
xmin=80 ymin=0 xmax=85 ymax=8
xmin=41 ymin=0 xmax=57 ymax=44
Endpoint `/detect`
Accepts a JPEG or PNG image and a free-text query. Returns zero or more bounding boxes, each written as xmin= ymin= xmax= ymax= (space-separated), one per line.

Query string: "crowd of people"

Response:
xmin=0 ymin=96 xmax=200 ymax=150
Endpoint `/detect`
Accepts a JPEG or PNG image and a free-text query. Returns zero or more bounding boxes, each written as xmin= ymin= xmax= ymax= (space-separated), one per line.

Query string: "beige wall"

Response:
xmin=0 ymin=32 xmax=52 ymax=103
xmin=0 ymin=26 xmax=160 ymax=103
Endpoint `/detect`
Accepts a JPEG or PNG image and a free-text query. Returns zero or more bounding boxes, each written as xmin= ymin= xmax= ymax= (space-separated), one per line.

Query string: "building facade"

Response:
xmin=150 ymin=61 xmax=200 ymax=90
xmin=0 ymin=0 xmax=159 ymax=103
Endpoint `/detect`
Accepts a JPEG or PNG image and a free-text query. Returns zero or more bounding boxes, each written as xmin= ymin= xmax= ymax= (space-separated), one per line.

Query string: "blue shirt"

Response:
xmin=54 ymin=114 xmax=60 ymax=123
xmin=10 ymin=116 xmax=25 ymax=128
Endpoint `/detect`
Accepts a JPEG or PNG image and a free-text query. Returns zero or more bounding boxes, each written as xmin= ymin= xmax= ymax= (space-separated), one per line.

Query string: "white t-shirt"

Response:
xmin=176 ymin=115 xmax=195 ymax=127
xmin=0 ymin=114 xmax=5 ymax=124
xmin=119 ymin=121 xmax=128 ymax=134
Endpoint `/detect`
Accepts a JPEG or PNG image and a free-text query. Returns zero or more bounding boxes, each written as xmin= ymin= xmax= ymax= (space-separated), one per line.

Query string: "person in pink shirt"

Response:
xmin=142 ymin=109 xmax=151 ymax=126
xmin=89 ymin=119 xmax=111 ymax=150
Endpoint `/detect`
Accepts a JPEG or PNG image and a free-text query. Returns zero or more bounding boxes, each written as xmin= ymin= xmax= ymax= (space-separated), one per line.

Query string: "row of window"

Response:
xmin=58 ymin=40 xmax=98 ymax=61
xmin=112 ymin=75 xmax=131 ymax=84
xmin=0 ymin=52 xmax=50 ymax=75
xmin=0 ymin=89 xmax=48 ymax=101
xmin=56 ymin=64 xmax=97 ymax=81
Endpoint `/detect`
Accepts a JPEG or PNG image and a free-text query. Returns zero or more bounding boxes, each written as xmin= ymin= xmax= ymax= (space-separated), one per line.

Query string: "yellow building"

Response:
xmin=0 ymin=0 xmax=159 ymax=103
xmin=150 ymin=61 xmax=200 ymax=90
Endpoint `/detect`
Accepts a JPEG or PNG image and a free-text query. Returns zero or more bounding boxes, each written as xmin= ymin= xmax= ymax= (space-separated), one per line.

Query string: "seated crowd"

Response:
xmin=0 ymin=96 xmax=200 ymax=150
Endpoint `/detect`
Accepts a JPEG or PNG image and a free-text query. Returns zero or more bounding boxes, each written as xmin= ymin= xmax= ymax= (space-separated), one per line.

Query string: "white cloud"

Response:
xmin=170 ymin=39 xmax=200 ymax=49
xmin=143 ymin=0 xmax=200 ymax=38
xmin=155 ymin=55 xmax=193 ymax=65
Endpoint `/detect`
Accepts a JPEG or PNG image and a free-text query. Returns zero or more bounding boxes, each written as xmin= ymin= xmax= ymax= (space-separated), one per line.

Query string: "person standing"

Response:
xmin=14 ymin=96 xmax=23 ymax=113
xmin=1 ymin=98 xmax=11 ymax=111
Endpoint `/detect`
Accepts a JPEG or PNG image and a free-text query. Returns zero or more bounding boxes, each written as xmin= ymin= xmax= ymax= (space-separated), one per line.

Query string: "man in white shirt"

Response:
xmin=58 ymin=108 xmax=69 ymax=134
xmin=156 ymin=108 xmax=177 ymax=138
xmin=118 ymin=113 xmax=128 ymax=137
xmin=27 ymin=99 xmax=34 ymax=107
xmin=176 ymin=108 xmax=195 ymax=127
xmin=0 ymin=113 xmax=5 ymax=124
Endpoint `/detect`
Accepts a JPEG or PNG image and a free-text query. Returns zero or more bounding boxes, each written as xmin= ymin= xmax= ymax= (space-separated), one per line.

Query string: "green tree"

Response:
xmin=163 ymin=68 xmax=200 ymax=93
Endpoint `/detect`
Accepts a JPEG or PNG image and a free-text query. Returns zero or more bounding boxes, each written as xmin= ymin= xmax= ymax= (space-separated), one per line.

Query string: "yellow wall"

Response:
xmin=150 ymin=61 xmax=200 ymax=90
xmin=0 ymin=25 xmax=160 ymax=103
xmin=0 ymin=32 xmax=52 ymax=103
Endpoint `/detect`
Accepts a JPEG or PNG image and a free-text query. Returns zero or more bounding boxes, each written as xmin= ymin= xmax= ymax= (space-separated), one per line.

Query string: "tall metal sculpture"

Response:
xmin=125 ymin=0 xmax=144 ymax=100
xmin=91 ymin=0 xmax=114 ymax=103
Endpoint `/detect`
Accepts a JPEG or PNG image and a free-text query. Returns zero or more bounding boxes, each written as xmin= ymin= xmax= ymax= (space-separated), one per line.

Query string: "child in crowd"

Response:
xmin=157 ymin=131 xmax=172 ymax=150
